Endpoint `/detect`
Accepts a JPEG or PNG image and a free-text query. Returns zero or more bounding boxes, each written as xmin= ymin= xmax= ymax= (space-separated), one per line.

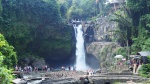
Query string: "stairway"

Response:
xmin=107 ymin=69 xmax=133 ymax=75
xmin=90 ymin=69 xmax=149 ymax=84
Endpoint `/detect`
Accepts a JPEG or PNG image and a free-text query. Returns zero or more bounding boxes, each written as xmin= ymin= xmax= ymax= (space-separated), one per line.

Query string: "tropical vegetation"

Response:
xmin=0 ymin=34 xmax=17 ymax=84
xmin=0 ymin=0 xmax=150 ymax=82
xmin=111 ymin=0 xmax=150 ymax=77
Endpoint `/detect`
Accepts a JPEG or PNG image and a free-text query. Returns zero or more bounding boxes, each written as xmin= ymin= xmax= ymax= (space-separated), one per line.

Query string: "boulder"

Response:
xmin=12 ymin=78 xmax=27 ymax=84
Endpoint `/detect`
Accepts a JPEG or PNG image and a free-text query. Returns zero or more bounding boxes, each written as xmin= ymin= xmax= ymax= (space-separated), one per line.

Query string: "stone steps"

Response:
xmin=92 ymin=78 xmax=148 ymax=84
xmin=89 ymin=69 xmax=149 ymax=84
xmin=106 ymin=72 xmax=133 ymax=75
xmin=90 ymin=73 xmax=149 ymax=84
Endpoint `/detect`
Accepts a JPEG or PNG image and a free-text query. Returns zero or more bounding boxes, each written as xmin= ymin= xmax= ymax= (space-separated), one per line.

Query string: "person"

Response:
xmin=34 ymin=66 xmax=38 ymax=72
xmin=104 ymin=81 xmax=110 ymax=84
xmin=27 ymin=66 xmax=29 ymax=72
xmin=127 ymin=60 xmax=131 ymax=65
xmin=133 ymin=59 xmax=137 ymax=74
xmin=18 ymin=66 xmax=22 ymax=71
xmin=47 ymin=67 xmax=50 ymax=71
xmin=68 ymin=66 xmax=71 ymax=70
xmin=90 ymin=70 xmax=94 ymax=76
xmin=61 ymin=66 xmax=65 ymax=70
xmin=78 ymin=77 xmax=84 ymax=84
xmin=136 ymin=59 xmax=142 ymax=74
xmin=29 ymin=66 xmax=32 ymax=72
xmin=15 ymin=65 xmax=18 ymax=71
xmin=44 ymin=65 xmax=47 ymax=71
xmin=24 ymin=66 xmax=27 ymax=72
xmin=84 ymin=77 xmax=90 ymax=84
xmin=42 ymin=65 xmax=45 ymax=71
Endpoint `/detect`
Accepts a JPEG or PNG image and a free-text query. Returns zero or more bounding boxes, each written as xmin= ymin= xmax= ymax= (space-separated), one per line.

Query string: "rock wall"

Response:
xmin=83 ymin=16 xmax=116 ymax=43
xmin=86 ymin=42 xmax=120 ymax=71
xmin=83 ymin=16 xmax=121 ymax=70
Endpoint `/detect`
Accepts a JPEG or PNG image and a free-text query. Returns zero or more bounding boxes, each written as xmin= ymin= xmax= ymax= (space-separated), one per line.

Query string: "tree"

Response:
xmin=111 ymin=9 xmax=132 ymax=46
xmin=0 ymin=33 xmax=16 ymax=84
xmin=57 ymin=0 xmax=69 ymax=18
xmin=122 ymin=0 xmax=150 ymax=76
xmin=0 ymin=33 xmax=17 ymax=68
xmin=0 ymin=0 xmax=73 ymax=63
xmin=111 ymin=4 xmax=132 ymax=59
xmin=0 ymin=55 xmax=13 ymax=84
xmin=127 ymin=0 xmax=150 ymax=37
xmin=66 ymin=0 xmax=101 ymax=20
xmin=131 ymin=14 xmax=150 ymax=53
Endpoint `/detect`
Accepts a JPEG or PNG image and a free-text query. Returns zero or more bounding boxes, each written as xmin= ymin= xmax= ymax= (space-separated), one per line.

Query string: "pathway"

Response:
xmin=90 ymin=69 xmax=150 ymax=84
xmin=13 ymin=69 xmax=150 ymax=84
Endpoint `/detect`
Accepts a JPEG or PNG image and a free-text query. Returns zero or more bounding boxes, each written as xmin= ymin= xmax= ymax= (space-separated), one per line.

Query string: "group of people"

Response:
xmin=61 ymin=66 xmax=96 ymax=76
xmin=61 ymin=66 xmax=76 ymax=71
xmin=116 ymin=58 xmax=143 ymax=74
xmin=15 ymin=65 xmax=50 ymax=72
xmin=129 ymin=59 xmax=142 ymax=74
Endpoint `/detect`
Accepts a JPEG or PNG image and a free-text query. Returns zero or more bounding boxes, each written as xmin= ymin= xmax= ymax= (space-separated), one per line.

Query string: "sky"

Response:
xmin=107 ymin=0 xmax=125 ymax=3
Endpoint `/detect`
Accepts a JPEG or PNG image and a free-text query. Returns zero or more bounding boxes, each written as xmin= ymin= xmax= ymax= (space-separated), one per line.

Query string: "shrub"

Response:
xmin=0 ymin=33 xmax=17 ymax=83
xmin=139 ymin=64 xmax=150 ymax=78
xmin=0 ymin=56 xmax=13 ymax=84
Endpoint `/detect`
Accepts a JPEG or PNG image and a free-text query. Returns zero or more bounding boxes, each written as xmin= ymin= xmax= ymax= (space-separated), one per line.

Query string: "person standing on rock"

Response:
xmin=68 ymin=66 xmax=71 ymax=70
xmin=84 ymin=77 xmax=90 ymax=84
xmin=15 ymin=65 xmax=18 ymax=71
xmin=47 ymin=67 xmax=50 ymax=71
xmin=34 ymin=66 xmax=39 ymax=72
xmin=62 ymin=66 xmax=65 ymax=70
xmin=29 ymin=66 xmax=32 ymax=72
xmin=18 ymin=66 xmax=22 ymax=71
xmin=133 ymin=59 xmax=137 ymax=74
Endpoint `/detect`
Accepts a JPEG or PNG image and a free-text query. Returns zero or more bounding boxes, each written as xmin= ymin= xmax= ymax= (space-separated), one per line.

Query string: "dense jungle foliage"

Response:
xmin=139 ymin=56 xmax=150 ymax=77
xmin=112 ymin=0 xmax=150 ymax=77
xmin=0 ymin=0 xmax=74 ymax=64
xmin=112 ymin=0 xmax=150 ymax=53
xmin=0 ymin=34 xmax=17 ymax=84
xmin=0 ymin=0 xmax=105 ymax=82
xmin=57 ymin=0 xmax=108 ymax=20
xmin=0 ymin=0 xmax=109 ymax=66
xmin=0 ymin=0 xmax=150 ymax=82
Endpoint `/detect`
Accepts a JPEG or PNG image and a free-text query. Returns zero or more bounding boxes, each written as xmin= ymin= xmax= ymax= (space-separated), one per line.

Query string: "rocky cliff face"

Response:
xmin=86 ymin=42 xmax=120 ymax=70
xmin=84 ymin=16 xmax=121 ymax=70
xmin=83 ymin=16 xmax=116 ymax=42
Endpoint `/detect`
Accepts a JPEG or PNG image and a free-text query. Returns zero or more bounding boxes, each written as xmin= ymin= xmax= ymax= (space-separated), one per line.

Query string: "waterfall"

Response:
xmin=74 ymin=24 xmax=88 ymax=71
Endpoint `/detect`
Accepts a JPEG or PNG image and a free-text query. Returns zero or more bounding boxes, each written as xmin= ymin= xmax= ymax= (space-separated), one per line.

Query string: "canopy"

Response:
xmin=130 ymin=55 xmax=141 ymax=59
xmin=138 ymin=51 xmax=150 ymax=56
xmin=114 ymin=55 xmax=123 ymax=59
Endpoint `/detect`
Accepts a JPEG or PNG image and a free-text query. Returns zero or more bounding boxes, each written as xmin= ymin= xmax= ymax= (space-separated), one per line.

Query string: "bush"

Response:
xmin=0 ymin=33 xmax=17 ymax=83
xmin=139 ymin=64 xmax=150 ymax=78
xmin=0 ymin=56 xmax=13 ymax=84
xmin=147 ymin=56 xmax=150 ymax=63
xmin=0 ymin=34 xmax=17 ymax=68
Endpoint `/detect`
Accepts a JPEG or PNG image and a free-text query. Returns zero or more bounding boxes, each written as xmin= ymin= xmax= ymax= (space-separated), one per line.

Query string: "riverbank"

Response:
xmin=12 ymin=70 xmax=150 ymax=84
xmin=13 ymin=70 xmax=88 ymax=84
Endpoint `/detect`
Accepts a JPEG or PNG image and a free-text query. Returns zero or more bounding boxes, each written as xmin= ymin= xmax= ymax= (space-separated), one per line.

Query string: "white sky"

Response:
xmin=107 ymin=0 xmax=125 ymax=3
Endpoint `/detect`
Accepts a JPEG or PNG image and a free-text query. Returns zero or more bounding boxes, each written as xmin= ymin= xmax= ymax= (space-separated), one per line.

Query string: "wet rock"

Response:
xmin=32 ymin=58 xmax=46 ymax=69
xmin=40 ymin=79 xmax=53 ymax=84
xmin=12 ymin=78 xmax=27 ymax=84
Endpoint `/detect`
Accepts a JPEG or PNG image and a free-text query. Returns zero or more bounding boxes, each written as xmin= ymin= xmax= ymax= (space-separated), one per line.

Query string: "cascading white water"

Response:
xmin=74 ymin=24 xmax=88 ymax=71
